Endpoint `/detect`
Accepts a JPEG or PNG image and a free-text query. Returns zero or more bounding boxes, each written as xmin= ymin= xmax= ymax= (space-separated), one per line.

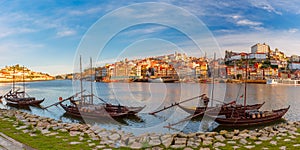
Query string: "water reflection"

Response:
xmin=3 ymin=104 xmax=32 ymax=112
xmin=213 ymin=118 xmax=287 ymax=132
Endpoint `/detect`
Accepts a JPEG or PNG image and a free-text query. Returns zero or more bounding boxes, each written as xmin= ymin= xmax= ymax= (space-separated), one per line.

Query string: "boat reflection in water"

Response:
xmin=8 ymin=105 xmax=32 ymax=112
xmin=60 ymin=112 xmax=144 ymax=126
xmin=213 ymin=118 xmax=287 ymax=132
xmin=1 ymin=101 xmax=32 ymax=111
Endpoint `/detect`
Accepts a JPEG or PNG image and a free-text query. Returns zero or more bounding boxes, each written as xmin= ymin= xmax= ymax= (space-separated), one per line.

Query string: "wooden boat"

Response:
xmin=210 ymin=106 xmax=290 ymax=126
xmin=148 ymin=76 xmax=178 ymax=83
xmin=1 ymin=66 xmax=44 ymax=107
xmin=179 ymin=57 xmax=264 ymax=117
xmin=6 ymin=97 xmax=44 ymax=106
xmin=49 ymin=56 xmax=145 ymax=118
xmin=148 ymin=77 xmax=164 ymax=83
xmin=133 ymin=78 xmax=148 ymax=82
xmin=178 ymin=102 xmax=265 ymax=116
xmin=3 ymin=90 xmax=44 ymax=106
xmin=210 ymin=59 xmax=289 ymax=127
xmin=59 ymin=98 xmax=145 ymax=118
xmin=267 ymin=78 xmax=300 ymax=85
xmin=164 ymin=57 xmax=288 ymax=129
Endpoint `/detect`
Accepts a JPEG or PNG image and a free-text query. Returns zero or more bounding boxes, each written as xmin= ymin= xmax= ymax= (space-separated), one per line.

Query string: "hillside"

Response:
xmin=0 ymin=64 xmax=54 ymax=82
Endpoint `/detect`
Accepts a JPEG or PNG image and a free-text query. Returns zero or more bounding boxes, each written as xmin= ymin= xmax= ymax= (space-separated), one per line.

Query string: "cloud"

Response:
xmin=232 ymin=15 xmax=241 ymax=19
xmin=236 ymin=19 xmax=262 ymax=26
xmin=214 ymin=29 xmax=236 ymax=34
xmin=263 ymin=0 xmax=300 ymax=15
xmin=56 ymin=29 xmax=77 ymax=37
xmin=0 ymin=13 xmax=38 ymax=38
xmin=215 ymin=30 xmax=300 ymax=56
xmin=120 ymin=26 xmax=168 ymax=37
xmin=0 ymin=4 xmax=86 ymax=39
xmin=250 ymin=0 xmax=282 ymax=15
xmin=67 ymin=6 xmax=103 ymax=16
xmin=228 ymin=14 xmax=263 ymax=30
xmin=288 ymin=28 xmax=298 ymax=33
xmin=0 ymin=27 xmax=36 ymax=38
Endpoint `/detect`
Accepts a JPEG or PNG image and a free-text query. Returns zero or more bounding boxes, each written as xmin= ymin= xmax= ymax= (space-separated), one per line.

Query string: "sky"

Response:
xmin=1 ymin=0 xmax=300 ymax=75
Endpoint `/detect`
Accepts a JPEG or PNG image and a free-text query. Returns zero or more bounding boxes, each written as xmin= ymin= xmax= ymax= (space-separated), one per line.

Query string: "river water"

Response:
xmin=0 ymin=80 xmax=298 ymax=134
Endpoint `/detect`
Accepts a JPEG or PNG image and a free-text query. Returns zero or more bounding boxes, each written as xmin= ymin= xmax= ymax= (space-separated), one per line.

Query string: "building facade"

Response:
xmin=251 ymin=43 xmax=270 ymax=54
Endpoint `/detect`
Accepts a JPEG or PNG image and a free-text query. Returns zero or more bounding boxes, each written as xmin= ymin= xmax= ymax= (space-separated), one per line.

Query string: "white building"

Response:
xmin=290 ymin=55 xmax=300 ymax=62
xmin=289 ymin=62 xmax=300 ymax=70
xmin=251 ymin=43 xmax=270 ymax=54
xmin=249 ymin=53 xmax=267 ymax=60
xmin=270 ymin=60 xmax=280 ymax=66
xmin=136 ymin=65 xmax=141 ymax=76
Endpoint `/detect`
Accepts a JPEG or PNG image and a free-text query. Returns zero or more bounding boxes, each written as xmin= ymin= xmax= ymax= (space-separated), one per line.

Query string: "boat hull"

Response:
xmin=148 ymin=78 xmax=164 ymax=83
xmin=5 ymin=98 xmax=44 ymax=106
xmin=3 ymin=89 xmax=44 ymax=107
xmin=60 ymin=103 xmax=144 ymax=118
xmin=212 ymin=106 xmax=290 ymax=127
xmin=178 ymin=102 xmax=265 ymax=117
xmin=148 ymin=77 xmax=178 ymax=83
xmin=267 ymin=79 xmax=300 ymax=85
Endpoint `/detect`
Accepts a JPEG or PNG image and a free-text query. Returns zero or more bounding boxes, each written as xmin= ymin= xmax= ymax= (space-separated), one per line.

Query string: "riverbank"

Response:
xmin=0 ymin=79 xmax=55 ymax=83
xmin=96 ymin=78 xmax=268 ymax=84
xmin=0 ymin=109 xmax=300 ymax=149
xmin=0 ymin=78 xmax=266 ymax=84
xmin=226 ymin=79 xmax=266 ymax=84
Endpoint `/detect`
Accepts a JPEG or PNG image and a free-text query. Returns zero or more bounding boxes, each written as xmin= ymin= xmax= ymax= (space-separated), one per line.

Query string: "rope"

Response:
xmin=86 ymin=91 xmax=108 ymax=104
xmin=149 ymin=94 xmax=206 ymax=115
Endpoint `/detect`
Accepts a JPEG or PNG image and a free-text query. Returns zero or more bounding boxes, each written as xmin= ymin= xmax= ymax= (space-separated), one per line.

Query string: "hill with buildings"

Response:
xmin=225 ymin=43 xmax=300 ymax=80
xmin=94 ymin=52 xmax=222 ymax=82
xmin=94 ymin=43 xmax=300 ymax=82
xmin=0 ymin=64 xmax=54 ymax=82
xmin=55 ymin=43 xmax=300 ymax=83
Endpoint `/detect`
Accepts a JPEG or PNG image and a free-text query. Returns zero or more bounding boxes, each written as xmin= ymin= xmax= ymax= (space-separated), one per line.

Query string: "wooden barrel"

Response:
xmin=257 ymin=113 xmax=261 ymax=118
xmin=251 ymin=113 xmax=256 ymax=119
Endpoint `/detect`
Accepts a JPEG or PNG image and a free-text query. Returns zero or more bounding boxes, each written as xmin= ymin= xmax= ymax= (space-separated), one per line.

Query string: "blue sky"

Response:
xmin=1 ymin=0 xmax=300 ymax=75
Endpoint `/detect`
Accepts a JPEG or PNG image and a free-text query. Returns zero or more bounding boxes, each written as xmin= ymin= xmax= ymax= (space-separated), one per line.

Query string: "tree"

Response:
xmin=237 ymin=74 xmax=242 ymax=80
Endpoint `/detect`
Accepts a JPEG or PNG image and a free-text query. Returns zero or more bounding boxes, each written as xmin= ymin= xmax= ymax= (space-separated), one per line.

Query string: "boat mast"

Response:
xmin=80 ymin=55 xmax=84 ymax=104
xmin=12 ymin=66 xmax=15 ymax=92
xmin=23 ymin=65 xmax=25 ymax=98
xmin=218 ymin=61 xmax=220 ymax=78
xmin=211 ymin=53 xmax=216 ymax=107
xmin=244 ymin=56 xmax=248 ymax=107
xmin=90 ymin=57 xmax=93 ymax=104
xmin=234 ymin=61 xmax=237 ymax=79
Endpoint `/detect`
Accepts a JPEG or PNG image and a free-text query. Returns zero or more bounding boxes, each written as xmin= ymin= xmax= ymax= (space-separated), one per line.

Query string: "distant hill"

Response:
xmin=0 ymin=64 xmax=54 ymax=82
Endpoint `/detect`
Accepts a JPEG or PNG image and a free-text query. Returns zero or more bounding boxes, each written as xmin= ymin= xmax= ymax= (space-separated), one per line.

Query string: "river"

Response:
xmin=0 ymin=80 xmax=298 ymax=134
